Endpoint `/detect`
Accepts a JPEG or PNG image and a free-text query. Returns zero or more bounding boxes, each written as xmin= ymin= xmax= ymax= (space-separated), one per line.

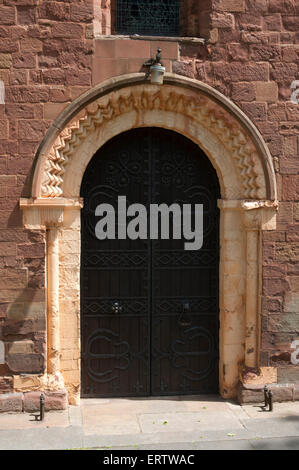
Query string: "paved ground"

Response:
xmin=0 ymin=395 xmax=299 ymax=450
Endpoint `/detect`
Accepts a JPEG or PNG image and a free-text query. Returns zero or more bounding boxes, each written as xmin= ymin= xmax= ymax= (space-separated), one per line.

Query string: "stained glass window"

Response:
xmin=116 ymin=0 xmax=180 ymax=36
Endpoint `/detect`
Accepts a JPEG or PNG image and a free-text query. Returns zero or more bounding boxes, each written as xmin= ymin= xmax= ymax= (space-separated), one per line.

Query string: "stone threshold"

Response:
xmin=1 ymin=384 xmax=299 ymax=412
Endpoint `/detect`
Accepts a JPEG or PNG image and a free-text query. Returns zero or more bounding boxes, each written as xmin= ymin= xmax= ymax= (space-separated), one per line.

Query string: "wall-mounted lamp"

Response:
xmin=144 ymin=48 xmax=165 ymax=85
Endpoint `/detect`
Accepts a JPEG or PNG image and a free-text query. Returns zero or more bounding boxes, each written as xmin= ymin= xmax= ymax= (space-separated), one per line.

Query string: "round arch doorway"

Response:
xmin=80 ymin=127 xmax=220 ymax=398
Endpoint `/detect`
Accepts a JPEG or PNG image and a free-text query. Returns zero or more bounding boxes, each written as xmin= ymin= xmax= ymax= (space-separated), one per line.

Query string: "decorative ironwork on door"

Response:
xmin=81 ymin=128 xmax=220 ymax=397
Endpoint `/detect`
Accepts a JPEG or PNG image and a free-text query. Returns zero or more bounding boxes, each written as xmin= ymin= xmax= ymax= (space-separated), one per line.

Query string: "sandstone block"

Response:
xmin=20 ymin=38 xmax=42 ymax=53
xmin=12 ymin=52 xmax=36 ymax=69
xmin=7 ymin=353 xmax=44 ymax=374
xmin=115 ymin=39 xmax=150 ymax=59
xmin=38 ymin=1 xmax=70 ymax=21
xmin=0 ymin=376 xmax=13 ymax=393
xmin=17 ymin=6 xmax=36 ymax=25
xmin=255 ymin=81 xmax=278 ymax=102
xmin=241 ymin=102 xmax=266 ymax=122
xmin=211 ymin=12 xmax=234 ymax=29
xmin=238 ymin=383 xmax=264 ymax=404
xmin=0 ymin=53 xmax=12 ymax=69
xmin=227 ymin=43 xmax=248 ymax=62
xmin=0 ymin=119 xmax=8 ymax=139
xmin=213 ymin=62 xmax=269 ymax=82
xmin=270 ymin=384 xmax=294 ymax=402
xmin=218 ymin=0 xmax=245 ymax=11
xmin=262 ymin=296 xmax=283 ymax=313
xmin=0 ymin=39 xmax=18 ymax=54
xmin=270 ymin=62 xmax=297 ymax=83
xmin=18 ymin=121 xmax=47 ymax=142
xmin=278 ymin=367 xmax=299 ymax=384
xmin=263 ymin=278 xmax=290 ymax=296
xmin=276 ymin=243 xmax=299 ymax=262
xmin=250 ymin=45 xmax=281 ymax=61
xmin=269 ymin=0 xmax=297 ymax=14
xmin=282 ymin=16 xmax=299 ymax=32
xmin=0 ymin=393 xmax=23 ymax=412
xmin=7 ymin=340 xmax=34 ymax=355
xmin=0 ymin=6 xmax=15 ymax=25
xmin=43 ymin=69 xmax=66 ymax=85
xmin=282 ymin=176 xmax=299 ymax=201
xmin=51 ymin=23 xmax=83 ymax=39
xmin=24 ymin=389 xmax=68 ymax=411
xmin=70 ymin=4 xmax=93 ymax=23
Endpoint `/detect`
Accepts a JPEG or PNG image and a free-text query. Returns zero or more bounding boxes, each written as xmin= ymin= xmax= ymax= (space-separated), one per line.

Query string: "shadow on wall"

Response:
xmin=0 ymin=207 xmax=47 ymax=385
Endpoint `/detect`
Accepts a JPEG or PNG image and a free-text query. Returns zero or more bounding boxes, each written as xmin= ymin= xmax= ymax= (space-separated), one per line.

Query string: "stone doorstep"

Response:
xmin=1 ymin=385 xmax=299 ymax=411
xmin=238 ymin=382 xmax=299 ymax=404
xmin=0 ymin=389 xmax=68 ymax=413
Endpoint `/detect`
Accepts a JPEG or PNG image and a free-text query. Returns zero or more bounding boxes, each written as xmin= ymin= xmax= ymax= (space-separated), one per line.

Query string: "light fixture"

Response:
xmin=144 ymin=48 xmax=165 ymax=85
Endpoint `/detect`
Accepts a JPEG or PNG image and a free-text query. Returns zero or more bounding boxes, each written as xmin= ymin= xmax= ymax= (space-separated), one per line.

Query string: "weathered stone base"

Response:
xmin=0 ymin=390 xmax=68 ymax=413
xmin=238 ymin=382 xmax=299 ymax=404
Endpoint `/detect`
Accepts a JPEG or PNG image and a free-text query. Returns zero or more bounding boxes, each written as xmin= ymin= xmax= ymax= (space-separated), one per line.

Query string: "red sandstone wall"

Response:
xmin=0 ymin=0 xmax=94 ymax=393
xmin=0 ymin=0 xmax=298 ymax=394
xmin=171 ymin=0 xmax=299 ymax=381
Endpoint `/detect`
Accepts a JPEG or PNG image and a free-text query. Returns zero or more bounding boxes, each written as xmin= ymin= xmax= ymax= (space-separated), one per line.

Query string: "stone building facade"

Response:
xmin=0 ymin=0 xmax=298 ymax=411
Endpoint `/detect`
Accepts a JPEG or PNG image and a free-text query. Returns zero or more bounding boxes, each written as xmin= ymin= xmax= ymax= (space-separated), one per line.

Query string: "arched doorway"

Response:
xmin=80 ymin=128 xmax=220 ymax=397
xmin=20 ymin=74 xmax=278 ymax=405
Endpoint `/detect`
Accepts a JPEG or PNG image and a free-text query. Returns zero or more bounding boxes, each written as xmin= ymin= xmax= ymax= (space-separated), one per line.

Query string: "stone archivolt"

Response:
xmin=41 ymin=85 xmax=261 ymax=200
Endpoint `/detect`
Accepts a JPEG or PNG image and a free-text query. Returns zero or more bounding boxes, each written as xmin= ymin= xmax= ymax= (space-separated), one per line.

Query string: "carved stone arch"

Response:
xmin=31 ymin=74 xmax=276 ymax=202
xmin=20 ymin=74 xmax=278 ymax=405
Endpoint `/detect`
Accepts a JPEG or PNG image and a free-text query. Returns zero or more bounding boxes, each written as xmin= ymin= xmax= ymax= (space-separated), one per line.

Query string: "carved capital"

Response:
xmin=218 ymin=199 xmax=278 ymax=231
xmin=20 ymin=198 xmax=83 ymax=229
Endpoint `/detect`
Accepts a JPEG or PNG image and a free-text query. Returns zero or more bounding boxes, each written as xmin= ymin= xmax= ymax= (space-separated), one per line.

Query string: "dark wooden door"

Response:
xmin=81 ymin=128 xmax=220 ymax=397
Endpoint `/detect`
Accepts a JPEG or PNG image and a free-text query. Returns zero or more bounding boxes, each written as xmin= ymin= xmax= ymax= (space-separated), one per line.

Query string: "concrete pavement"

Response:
xmin=0 ymin=395 xmax=299 ymax=450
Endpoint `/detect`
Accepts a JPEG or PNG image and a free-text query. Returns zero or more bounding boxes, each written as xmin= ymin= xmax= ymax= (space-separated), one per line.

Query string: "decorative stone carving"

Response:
xmin=40 ymin=85 xmax=262 ymax=200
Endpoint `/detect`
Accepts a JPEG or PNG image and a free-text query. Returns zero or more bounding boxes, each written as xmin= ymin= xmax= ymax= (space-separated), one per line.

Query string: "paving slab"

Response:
xmin=98 ymin=439 xmax=255 ymax=451
xmin=138 ymin=411 xmax=243 ymax=433
xmin=0 ymin=396 xmax=299 ymax=450
xmin=82 ymin=427 xmax=256 ymax=449
xmin=82 ymin=411 xmax=141 ymax=436
xmin=0 ymin=426 xmax=83 ymax=451
xmin=249 ymin=437 xmax=299 ymax=451
xmin=242 ymin=417 xmax=299 ymax=439
xmin=0 ymin=409 xmax=69 ymax=430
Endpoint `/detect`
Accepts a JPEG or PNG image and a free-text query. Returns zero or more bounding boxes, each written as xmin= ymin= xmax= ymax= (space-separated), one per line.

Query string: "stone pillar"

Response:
xmin=20 ymin=198 xmax=82 ymax=402
xmin=47 ymin=226 xmax=60 ymax=375
xmin=244 ymin=225 xmax=260 ymax=368
xmin=242 ymin=200 xmax=278 ymax=370
xmin=218 ymin=200 xmax=246 ymax=398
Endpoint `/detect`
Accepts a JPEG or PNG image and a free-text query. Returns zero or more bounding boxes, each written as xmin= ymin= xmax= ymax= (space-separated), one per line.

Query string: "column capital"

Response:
xmin=217 ymin=199 xmax=278 ymax=230
xmin=19 ymin=197 xmax=83 ymax=229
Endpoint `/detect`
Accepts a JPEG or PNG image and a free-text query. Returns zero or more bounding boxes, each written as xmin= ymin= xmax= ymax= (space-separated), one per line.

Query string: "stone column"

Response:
xmin=218 ymin=200 xmax=246 ymax=398
xmin=47 ymin=226 xmax=60 ymax=375
xmin=244 ymin=224 xmax=260 ymax=368
xmin=242 ymin=201 xmax=278 ymax=370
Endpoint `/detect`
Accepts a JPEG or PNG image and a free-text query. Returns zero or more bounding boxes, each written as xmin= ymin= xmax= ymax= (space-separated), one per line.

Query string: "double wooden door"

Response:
xmin=81 ymin=128 xmax=220 ymax=397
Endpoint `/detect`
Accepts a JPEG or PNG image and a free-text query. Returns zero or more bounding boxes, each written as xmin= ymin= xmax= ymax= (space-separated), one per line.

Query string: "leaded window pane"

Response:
xmin=116 ymin=0 xmax=180 ymax=36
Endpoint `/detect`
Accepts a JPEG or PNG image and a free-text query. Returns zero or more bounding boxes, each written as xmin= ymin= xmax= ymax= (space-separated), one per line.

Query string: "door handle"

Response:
xmin=178 ymin=301 xmax=192 ymax=327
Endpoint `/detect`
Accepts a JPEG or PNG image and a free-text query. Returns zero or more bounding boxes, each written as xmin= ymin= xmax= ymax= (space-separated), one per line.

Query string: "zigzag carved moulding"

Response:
xmin=41 ymin=86 xmax=261 ymax=199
